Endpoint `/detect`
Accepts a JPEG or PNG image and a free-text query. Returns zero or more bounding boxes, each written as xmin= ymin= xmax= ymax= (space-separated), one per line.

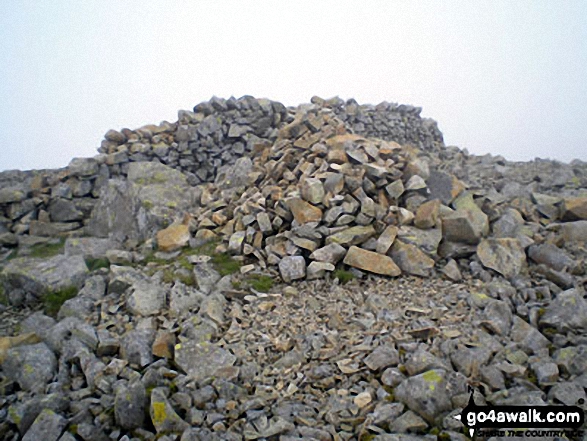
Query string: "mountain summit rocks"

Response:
xmin=0 ymin=96 xmax=587 ymax=440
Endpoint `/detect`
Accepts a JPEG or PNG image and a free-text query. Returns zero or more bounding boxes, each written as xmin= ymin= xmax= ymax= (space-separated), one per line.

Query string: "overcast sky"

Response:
xmin=1 ymin=1 xmax=586 ymax=172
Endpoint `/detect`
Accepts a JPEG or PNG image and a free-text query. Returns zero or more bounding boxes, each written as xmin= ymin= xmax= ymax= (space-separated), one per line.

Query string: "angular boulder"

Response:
xmin=0 ymin=255 xmax=88 ymax=302
xmin=343 ymin=246 xmax=401 ymax=276
xmin=476 ymin=238 xmax=526 ymax=278
xmin=87 ymin=162 xmax=197 ymax=242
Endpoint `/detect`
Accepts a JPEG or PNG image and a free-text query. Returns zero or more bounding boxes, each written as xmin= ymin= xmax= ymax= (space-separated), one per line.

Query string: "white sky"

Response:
xmin=1 ymin=1 xmax=586 ymax=171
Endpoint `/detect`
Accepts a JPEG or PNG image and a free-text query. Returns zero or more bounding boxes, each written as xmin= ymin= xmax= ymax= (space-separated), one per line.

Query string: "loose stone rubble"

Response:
xmin=0 ymin=95 xmax=586 ymax=440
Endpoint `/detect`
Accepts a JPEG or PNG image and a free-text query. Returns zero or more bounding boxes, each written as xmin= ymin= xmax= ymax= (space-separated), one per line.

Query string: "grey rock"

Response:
xmin=1 ymin=254 xmax=88 ymax=300
xmin=390 ymin=410 xmax=428 ymax=433
xmin=390 ymin=240 xmax=435 ymax=277
xmin=75 ymin=423 xmax=109 ymax=441
xmin=78 ymin=275 xmax=106 ymax=300
xmin=306 ymin=261 xmax=335 ymax=279
xmin=20 ymin=312 xmax=56 ymax=336
xmin=404 ymin=349 xmax=451 ymax=376
xmin=476 ymin=238 xmax=526 ymax=278
xmin=364 ymin=345 xmax=400 ymax=370
xmin=442 ymin=209 xmax=487 ymax=245
xmin=540 ymin=288 xmax=587 ymax=332
xmin=556 ymin=220 xmax=587 ymax=242
xmin=88 ymin=162 xmax=196 ymax=242
xmin=28 ymin=220 xmax=81 ymax=236
xmin=65 ymin=237 xmax=116 ymax=259
xmin=2 ymin=343 xmax=57 ymax=391
xmin=115 ymin=380 xmax=146 ymax=430
xmin=120 ymin=329 xmax=155 ymax=368
xmin=215 ymin=156 xmax=253 ymax=189
xmin=199 ymin=293 xmax=226 ymax=325
xmin=0 ymin=186 xmax=27 ymax=204
xmin=126 ymin=281 xmax=168 ymax=316
xmin=547 ymin=381 xmax=586 ymax=406
xmin=57 ymin=295 xmax=94 ymax=320
xmin=531 ymin=360 xmax=559 ymax=385
xmin=174 ymin=340 xmax=236 ymax=382
xmin=441 ymin=259 xmax=462 ymax=281
xmin=68 ymin=157 xmax=99 ymax=177
xmin=279 ymin=256 xmax=306 ymax=282
xmin=309 ymin=243 xmax=346 ymax=264
xmin=169 ymin=282 xmax=205 ymax=313
xmin=22 ymin=409 xmax=66 ymax=441
xmin=395 ymin=369 xmax=458 ymax=424
xmin=482 ymin=300 xmax=513 ymax=336
xmin=528 ymin=243 xmax=578 ymax=273
xmin=450 ymin=346 xmax=492 ymax=377
xmin=108 ymin=265 xmax=149 ymax=295
xmin=49 ymin=198 xmax=83 ymax=222
xmin=192 ymin=262 xmax=221 ymax=295
xmin=510 ymin=316 xmax=550 ymax=354
xmin=105 ymin=249 xmax=133 ymax=264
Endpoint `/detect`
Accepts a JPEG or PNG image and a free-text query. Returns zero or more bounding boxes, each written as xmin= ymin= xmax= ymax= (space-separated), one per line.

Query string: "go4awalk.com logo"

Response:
xmin=454 ymin=390 xmax=585 ymax=438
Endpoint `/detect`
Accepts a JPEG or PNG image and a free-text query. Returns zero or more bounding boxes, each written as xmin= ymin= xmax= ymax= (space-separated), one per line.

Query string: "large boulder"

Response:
xmin=0 ymin=255 xmax=88 ymax=303
xmin=86 ymin=162 xmax=198 ymax=242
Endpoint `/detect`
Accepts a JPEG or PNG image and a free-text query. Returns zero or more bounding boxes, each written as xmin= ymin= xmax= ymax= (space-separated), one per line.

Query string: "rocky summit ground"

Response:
xmin=0 ymin=96 xmax=587 ymax=441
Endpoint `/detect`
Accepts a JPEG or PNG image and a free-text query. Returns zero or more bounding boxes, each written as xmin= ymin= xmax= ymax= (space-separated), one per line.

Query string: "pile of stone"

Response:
xmin=1 ymin=96 xmax=587 ymax=441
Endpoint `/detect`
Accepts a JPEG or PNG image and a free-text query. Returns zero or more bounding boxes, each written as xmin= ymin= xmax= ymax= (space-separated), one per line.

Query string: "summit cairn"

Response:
xmin=0 ymin=96 xmax=586 ymax=440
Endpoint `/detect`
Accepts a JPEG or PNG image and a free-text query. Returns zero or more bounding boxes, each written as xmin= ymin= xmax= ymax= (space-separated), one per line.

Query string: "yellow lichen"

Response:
xmin=151 ymin=401 xmax=167 ymax=426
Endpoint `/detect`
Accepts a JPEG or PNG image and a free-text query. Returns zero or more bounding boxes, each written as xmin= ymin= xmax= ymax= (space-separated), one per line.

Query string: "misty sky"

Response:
xmin=1 ymin=1 xmax=586 ymax=172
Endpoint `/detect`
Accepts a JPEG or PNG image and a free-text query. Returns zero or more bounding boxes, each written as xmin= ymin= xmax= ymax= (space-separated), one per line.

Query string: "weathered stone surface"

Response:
xmin=306 ymin=261 xmax=335 ymax=280
xmin=64 ymin=237 xmax=116 ymax=259
xmin=150 ymin=387 xmax=190 ymax=434
xmin=2 ymin=342 xmax=57 ymax=391
xmin=528 ymin=243 xmax=578 ymax=273
xmin=279 ymin=256 xmax=307 ymax=282
xmin=376 ymin=225 xmax=398 ymax=254
xmin=476 ymin=238 xmax=526 ymax=278
xmin=87 ymin=162 xmax=196 ymax=242
xmin=48 ymin=198 xmax=82 ymax=222
xmin=169 ymin=282 xmax=205 ymax=313
xmin=390 ymin=240 xmax=435 ymax=276
xmin=68 ymin=157 xmax=99 ymax=177
xmin=1 ymin=255 xmax=88 ymax=300
xmin=300 ymin=177 xmax=325 ymax=204
xmin=395 ymin=369 xmax=462 ymax=424
xmin=364 ymin=345 xmax=400 ymax=370
xmin=343 ymin=246 xmax=401 ymax=276
xmin=157 ymin=223 xmax=190 ymax=252
xmin=0 ymin=186 xmax=27 ymax=204
xmin=441 ymin=209 xmax=487 ymax=245
xmin=115 ymin=380 xmax=146 ymax=430
xmin=561 ymin=197 xmax=587 ymax=221
xmin=286 ymin=198 xmax=323 ymax=224
xmin=126 ymin=281 xmax=168 ymax=316
xmin=120 ymin=329 xmax=155 ymax=368
xmin=426 ymin=170 xmax=465 ymax=205
xmin=540 ymin=288 xmax=587 ymax=333
xmin=310 ymin=243 xmax=347 ymax=264
xmin=174 ymin=340 xmax=236 ymax=382
xmin=414 ymin=199 xmax=441 ymax=229
xmin=326 ymin=225 xmax=376 ymax=246
xmin=22 ymin=409 xmax=66 ymax=441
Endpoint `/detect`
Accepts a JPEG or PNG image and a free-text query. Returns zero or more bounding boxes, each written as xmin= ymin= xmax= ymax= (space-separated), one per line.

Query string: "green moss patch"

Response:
xmin=0 ymin=284 xmax=7 ymax=305
xmin=248 ymin=274 xmax=274 ymax=292
xmin=43 ymin=286 xmax=78 ymax=317
xmin=85 ymin=257 xmax=110 ymax=272
xmin=27 ymin=238 xmax=66 ymax=259
xmin=211 ymin=253 xmax=241 ymax=276
xmin=333 ymin=269 xmax=355 ymax=284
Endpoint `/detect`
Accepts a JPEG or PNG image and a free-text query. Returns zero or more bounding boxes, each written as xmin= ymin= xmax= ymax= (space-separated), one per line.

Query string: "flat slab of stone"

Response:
xmin=1 ymin=254 xmax=88 ymax=299
xmin=477 ymin=238 xmax=526 ymax=278
xmin=286 ymin=198 xmax=323 ymax=224
xmin=343 ymin=246 xmax=401 ymax=276
xmin=174 ymin=340 xmax=236 ymax=382
xmin=326 ymin=225 xmax=376 ymax=246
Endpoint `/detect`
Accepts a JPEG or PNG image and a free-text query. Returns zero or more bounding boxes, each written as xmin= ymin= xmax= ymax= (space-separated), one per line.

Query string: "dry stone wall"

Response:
xmin=0 ymin=96 xmax=445 ymax=249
